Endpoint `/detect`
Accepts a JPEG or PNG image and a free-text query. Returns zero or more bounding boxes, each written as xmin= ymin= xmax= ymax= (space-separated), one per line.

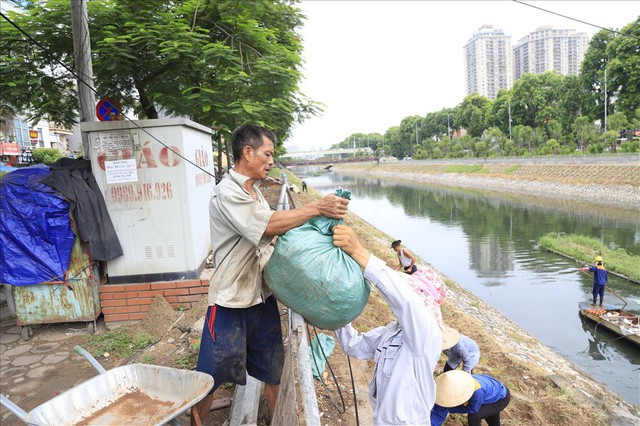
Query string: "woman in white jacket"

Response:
xmin=332 ymin=225 xmax=446 ymax=425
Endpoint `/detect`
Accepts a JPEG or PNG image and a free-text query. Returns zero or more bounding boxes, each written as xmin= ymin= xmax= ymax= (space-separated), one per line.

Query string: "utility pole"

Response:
xmin=415 ymin=122 xmax=419 ymax=145
xmin=604 ymin=67 xmax=607 ymax=132
xmin=70 ymin=0 xmax=96 ymax=159
xmin=353 ymin=135 xmax=356 ymax=158
xmin=447 ymin=114 xmax=450 ymax=138
xmin=508 ymin=99 xmax=512 ymax=141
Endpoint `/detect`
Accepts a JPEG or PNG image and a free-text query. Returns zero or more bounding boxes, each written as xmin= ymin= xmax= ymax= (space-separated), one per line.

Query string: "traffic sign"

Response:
xmin=96 ymin=97 xmax=122 ymax=121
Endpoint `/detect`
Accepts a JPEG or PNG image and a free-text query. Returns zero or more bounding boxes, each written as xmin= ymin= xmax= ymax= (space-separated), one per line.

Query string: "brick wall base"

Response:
xmin=98 ymin=270 xmax=212 ymax=325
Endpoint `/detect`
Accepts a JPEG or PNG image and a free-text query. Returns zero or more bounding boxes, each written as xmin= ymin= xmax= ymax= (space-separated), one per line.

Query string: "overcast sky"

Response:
xmin=285 ymin=0 xmax=640 ymax=152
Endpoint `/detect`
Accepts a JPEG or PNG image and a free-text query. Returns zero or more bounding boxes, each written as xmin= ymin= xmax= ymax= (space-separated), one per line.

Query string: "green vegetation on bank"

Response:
xmin=538 ymin=233 xmax=640 ymax=283
xmin=84 ymin=328 xmax=157 ymax=359
xmin=442 ymin=164 xmax=486 ymax=173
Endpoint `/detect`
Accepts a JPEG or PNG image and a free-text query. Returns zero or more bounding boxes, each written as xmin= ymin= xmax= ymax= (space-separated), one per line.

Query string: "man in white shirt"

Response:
xmin=191 ymin=124 xmax=350 ymax=425
xmin=332 ymin=225 xmax=444 ymax=425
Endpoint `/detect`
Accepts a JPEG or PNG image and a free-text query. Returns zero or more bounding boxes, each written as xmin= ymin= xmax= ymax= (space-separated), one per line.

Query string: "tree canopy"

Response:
xmin=0 ymin=0 xmax=319 ymax=150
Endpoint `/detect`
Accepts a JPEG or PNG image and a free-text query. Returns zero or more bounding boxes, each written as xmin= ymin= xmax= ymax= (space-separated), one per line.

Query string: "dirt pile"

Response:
xmin=130 ymin=294 xmax=208 ymax=340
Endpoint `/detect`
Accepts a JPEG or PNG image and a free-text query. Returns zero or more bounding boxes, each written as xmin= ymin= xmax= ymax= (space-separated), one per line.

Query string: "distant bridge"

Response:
xmin=280 ymin=147 xmax=373 ymax=159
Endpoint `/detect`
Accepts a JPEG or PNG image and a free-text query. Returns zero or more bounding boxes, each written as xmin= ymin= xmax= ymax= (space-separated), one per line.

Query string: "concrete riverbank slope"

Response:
xmin=333 ymin=155 xmax=640 ymax=211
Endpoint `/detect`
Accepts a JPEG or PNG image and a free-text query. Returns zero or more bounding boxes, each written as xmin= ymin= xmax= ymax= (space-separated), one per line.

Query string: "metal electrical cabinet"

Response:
xmin=81 ymin=119 xmax=215 ymax=284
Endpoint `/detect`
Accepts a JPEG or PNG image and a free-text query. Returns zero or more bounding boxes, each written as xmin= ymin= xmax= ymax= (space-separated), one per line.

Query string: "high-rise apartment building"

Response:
xmin=513 ymin=26 xmax=589 ymax=80
xmin=463 ymin=25 xmax=513 ymax=100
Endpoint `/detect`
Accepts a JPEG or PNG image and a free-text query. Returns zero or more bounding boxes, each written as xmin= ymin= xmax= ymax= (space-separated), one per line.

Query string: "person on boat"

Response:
xmin=441 ymin=326 xmax=481 ymax=374
xmin=431 ymin=370 xmax=511 ymax=426
xmin=333 ymin=224 xmax=445 ymax=425
xmin=579 ymin=256 xmax=608 ymax=307
xmin=391 ymin=239 xmax=418 ymax=274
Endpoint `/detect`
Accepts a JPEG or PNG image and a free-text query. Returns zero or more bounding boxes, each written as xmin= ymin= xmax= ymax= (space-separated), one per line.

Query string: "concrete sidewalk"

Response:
xmin=0 ymin=304 xmax=99 ymax=425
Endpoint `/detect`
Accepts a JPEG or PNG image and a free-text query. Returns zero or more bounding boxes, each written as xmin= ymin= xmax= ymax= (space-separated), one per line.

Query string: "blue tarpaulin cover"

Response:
xmin=0 ymin=165 xmax=75 ymax=285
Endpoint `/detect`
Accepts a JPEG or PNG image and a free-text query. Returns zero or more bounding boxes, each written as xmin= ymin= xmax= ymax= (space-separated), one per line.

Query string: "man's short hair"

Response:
xmin=231 ymin=124 xmax=277 ymax=163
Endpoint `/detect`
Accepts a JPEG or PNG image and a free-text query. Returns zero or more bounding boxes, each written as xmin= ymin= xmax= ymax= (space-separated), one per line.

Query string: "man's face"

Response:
xmin=247 ymin=136 xmax=275 ymax=180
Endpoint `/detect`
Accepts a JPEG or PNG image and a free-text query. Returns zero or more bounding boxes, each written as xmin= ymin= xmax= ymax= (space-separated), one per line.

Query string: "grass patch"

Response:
xmin=173 ymin=339 xmax=201 ymax=370
xmin=141 ymin=354 xmax=156 ymax=364
xmin=174 ymin=352 xmax=197 ymax=370
xmin=539 ymin=233 xmax=640 ymax=282
xmin=505 ymin=164 xmax=520 ymax=174
xmin=442 ymin=164 xmax=485 ymax=173
xmin=84 ymin=329 xmax=157 ymax=359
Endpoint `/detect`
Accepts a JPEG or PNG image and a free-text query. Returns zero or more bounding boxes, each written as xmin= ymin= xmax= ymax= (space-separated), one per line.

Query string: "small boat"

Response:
xmin=324 ymin=163 xmax=334 ymax=170
xmin=578 ymin=302 xmax=640 ymax=346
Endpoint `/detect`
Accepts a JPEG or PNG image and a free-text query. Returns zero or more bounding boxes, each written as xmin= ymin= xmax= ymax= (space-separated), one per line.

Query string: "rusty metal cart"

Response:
xmin=12 ymin=237 xmax=101 ymax=340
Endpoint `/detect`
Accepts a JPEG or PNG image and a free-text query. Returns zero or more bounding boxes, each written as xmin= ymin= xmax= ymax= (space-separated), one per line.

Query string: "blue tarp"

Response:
xmin=0 ymin=165 xmax=75 ymax=285
xmin=0 ymin=164 xmax=18 ymax=172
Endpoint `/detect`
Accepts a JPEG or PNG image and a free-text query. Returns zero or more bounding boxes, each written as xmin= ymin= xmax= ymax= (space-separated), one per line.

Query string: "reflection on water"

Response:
xmin=294 ymin=166 xmax=640 ymax=405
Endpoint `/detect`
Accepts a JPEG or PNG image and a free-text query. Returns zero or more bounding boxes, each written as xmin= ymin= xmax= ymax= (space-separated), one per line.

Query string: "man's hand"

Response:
xmin=316 ymin=194 xmax=350 ymax=220
xmin=332 ymin=225 xmax=370 ymax=268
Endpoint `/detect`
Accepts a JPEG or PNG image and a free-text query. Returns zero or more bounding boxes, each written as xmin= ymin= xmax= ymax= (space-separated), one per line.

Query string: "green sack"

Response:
xmin=309 ymin=333 xmax=336 ymax=379
xmin=264 ymin=190 xmax=370 ymax=330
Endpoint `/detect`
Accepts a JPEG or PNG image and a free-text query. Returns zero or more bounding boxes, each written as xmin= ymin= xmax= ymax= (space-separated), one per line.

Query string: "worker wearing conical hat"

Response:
xmin=579 ymin=256 xmax=608 ymax=307
xmin=431 ymin=370 xmax=511 ymax=426
xmin=441 ymin=326 xmax=481 ymax=374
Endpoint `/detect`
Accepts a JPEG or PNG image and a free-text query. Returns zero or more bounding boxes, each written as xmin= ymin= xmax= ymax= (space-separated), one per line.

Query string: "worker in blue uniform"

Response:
xmin=431 ymin=370 xmax=510 ymax=426
xmin=579 ymin=256 xmax=608 ymax=306
xmin=441 ymin=326 xmax=481 ymax=374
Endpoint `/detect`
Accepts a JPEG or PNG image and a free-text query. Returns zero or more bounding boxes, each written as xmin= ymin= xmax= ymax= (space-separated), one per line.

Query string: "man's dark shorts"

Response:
xmin=196 ymin=295 xmax=284 ymax=393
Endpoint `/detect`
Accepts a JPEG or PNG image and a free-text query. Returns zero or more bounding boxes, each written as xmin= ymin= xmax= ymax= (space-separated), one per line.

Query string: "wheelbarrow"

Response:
xmin=0 ymin=346 xmax=214 ymax=425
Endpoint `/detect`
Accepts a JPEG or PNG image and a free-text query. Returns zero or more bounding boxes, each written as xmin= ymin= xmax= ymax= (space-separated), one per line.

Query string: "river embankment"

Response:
xmin=332 ymin=156 xmax=640 ymax=211
xmin=285 ymin=166 xmax=640 ymax=425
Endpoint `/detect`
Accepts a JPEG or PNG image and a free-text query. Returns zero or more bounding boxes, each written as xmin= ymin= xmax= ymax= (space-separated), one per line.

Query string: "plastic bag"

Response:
xmin=264 ymin=189 xmax=370 ymax=330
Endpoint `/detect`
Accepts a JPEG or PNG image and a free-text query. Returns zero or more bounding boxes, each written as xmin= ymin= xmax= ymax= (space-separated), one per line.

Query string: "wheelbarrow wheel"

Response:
xmin=86 ymin=321 xmax=95 ymax=335
xmin=21 ymin=326 xmax=33 ymax=341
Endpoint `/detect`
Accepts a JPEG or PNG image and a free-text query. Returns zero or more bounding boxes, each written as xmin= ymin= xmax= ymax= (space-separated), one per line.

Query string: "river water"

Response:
xmin=294 ymin=166 xmax=640 ymax=406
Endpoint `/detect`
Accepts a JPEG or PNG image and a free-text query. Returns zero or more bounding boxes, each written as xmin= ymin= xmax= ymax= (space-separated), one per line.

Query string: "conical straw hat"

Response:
xmin=441 ymin=326 xmax=461 ymax=350
xmin=435 ymin=370 xmax=476 ymax=407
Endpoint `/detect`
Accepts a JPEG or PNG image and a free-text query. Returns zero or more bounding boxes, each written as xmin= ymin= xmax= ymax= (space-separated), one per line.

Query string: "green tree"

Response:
xmin=486 ymin=89 xmax=512 ymax=135
xmin=32 ymin=147 xmax=63 ymax=165
xmin=573 ymin=116 xmax=597 ymax=152
xmin=606 ymin=18 xmax=640 ymax=122
xmin=556 ymin=75 xmax=583 ymax=135
xmin=423 ymin=108 xmax=455 ymax=140
xmin=484 ymin=127 xmax=504 ymax=156
xmin=539 ymin=138 xmax=559 ymax=155
xmin=397 ymin=116 xmax=422 ymax=157
xmin=601 ymin=130 xmax=619 ymax=153
xmin=0 ymin=0 xmax=318 ymax=150
xmin=455 ymin=94 xmax=490 ymax=138
xmin=606 ymin=112 xmax=630 ymax=135
xmin=512 ymin=125 xmax=533 ymax=153
xmin=384 ymin=126 xmax=402 ymax=159
xmin=510 ymin=72 xmax=565 ymax=129
xmin=474 ymin=140 xmax=488 ymax=159
xmin=545 ymin=120 xmax=563 ymax=144
xmin=579 ymin=29 xmax=614 ymax=125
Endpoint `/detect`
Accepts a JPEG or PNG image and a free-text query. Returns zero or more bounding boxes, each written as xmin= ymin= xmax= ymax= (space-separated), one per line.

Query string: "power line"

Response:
xmin=0 ymin=10 xmax=216 ymax=178
xmin=512 ymin=0 xmax=640 ymax=42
